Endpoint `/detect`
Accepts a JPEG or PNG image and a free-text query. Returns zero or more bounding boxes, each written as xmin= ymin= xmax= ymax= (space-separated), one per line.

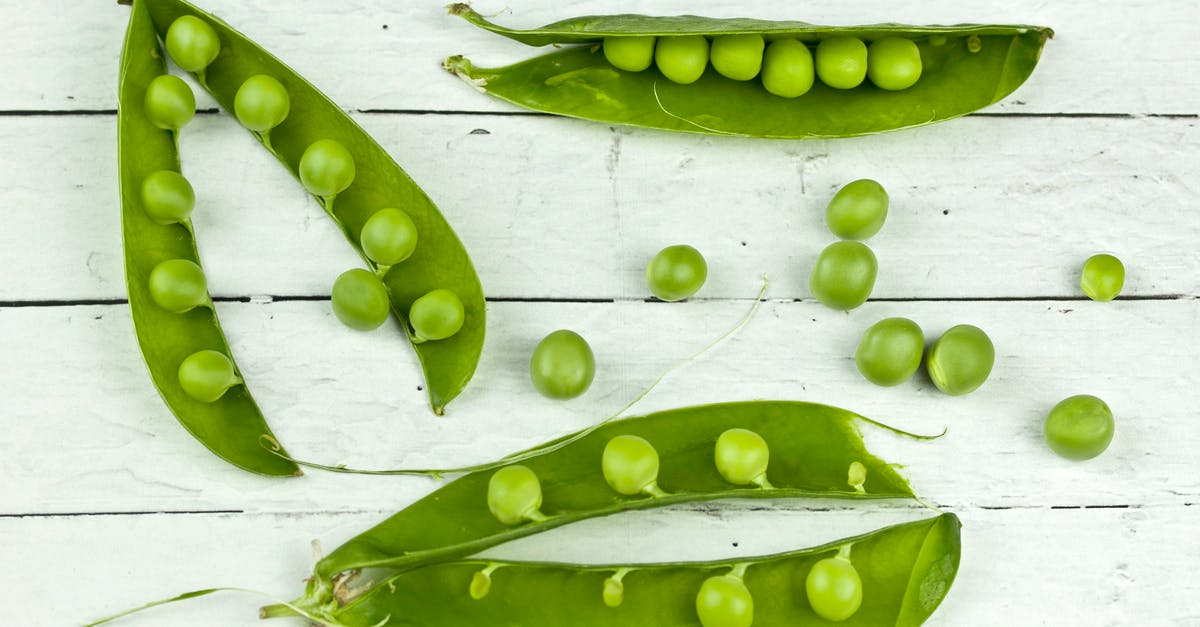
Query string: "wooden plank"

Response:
xmin=2 ymin=114 xmax=1197 ymax=301
xmin=2 ymin=299 xmax=1195 ymax=514
xmin=11 ymin=505 xmax=1198 ymax=625
xmin=5 ymin=0 xmax=1199 ymax=115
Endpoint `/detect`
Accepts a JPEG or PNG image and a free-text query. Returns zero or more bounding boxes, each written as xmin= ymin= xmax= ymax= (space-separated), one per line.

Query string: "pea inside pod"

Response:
xmin=445 ymin=6 xmax=1053 ymax=138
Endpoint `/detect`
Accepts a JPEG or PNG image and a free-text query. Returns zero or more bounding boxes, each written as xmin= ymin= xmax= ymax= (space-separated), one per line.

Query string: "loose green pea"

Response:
xmin=816 ymin=37 xmax=868 ymax=89
xmin=655 ymin=35 xmax=709 ymax=85
xmin=1080 ymin=253 xmax=1124 ymax=302
xmin=360 ymin=208 xmax=418 ymax=266
xmin=601 ymin=435 xmax=660 ymax=496
xmin=299 ymin=139 xmax=355 ymax=198
xmin=696 ymin=575 xmax=754 ymax=627
xmin=646 ymin=244 xmax=707 ymax=302
xmin=714 ymin=428 xmax=770 ymax=486
xmin=177 ymin=349 xmax=239 ymax=403
xmin=165 ymin=15 xmax=220 ymax=73
xmin=761 ymin=39 xmax=815 ymax=98
xmin=148 ymin=258 xmax=208 ymax=313
xmin=409 ymin=289 xmax=465 ymax=341
xmin=825 ymin=179 xmax=889 ymax=240
xmin=855 ymin=317 xmax=924 ymax=386
xmin=1044 ymin=395 xmax=1115 ymax=461
xmin=330 ymin=268 xmax=390 ymax=331
xmin=487 ymin=464 xmax=543 ymax=525
xmin=710 ymin=34 xmax=765 ymax=81
xmin=867 ymin=37 xmax=923 ymax=91
xmin=603 ymin=36 xmax=656 ymax=72
xmin=140 ymin=170 xmax=194 ymax=225
xmin=927 ymin=324 xmax=995 ymax=396
xmin=529 ymin=329 xmax=595 ymax=400
xmin=144 ymin=74 xmax=196 ymax=131
xmin=806 ymin=555 xmax=863 ymax=621
xmin=809 ymin=241 xmax=878 ymax=310
xmin=234 ymin=75 xmax=290 ymax=133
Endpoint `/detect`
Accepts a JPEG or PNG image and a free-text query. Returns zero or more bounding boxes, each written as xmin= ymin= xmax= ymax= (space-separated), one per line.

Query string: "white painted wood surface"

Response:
xmin=1 ymin=0 xmax=1197 ymax=625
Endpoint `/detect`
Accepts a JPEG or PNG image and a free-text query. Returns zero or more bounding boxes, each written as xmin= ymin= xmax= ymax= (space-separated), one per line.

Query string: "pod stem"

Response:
xmin=258 ymin=275 xmax=771 ymax=477
xmin=82 ymin=587 xmax=339 ymax=627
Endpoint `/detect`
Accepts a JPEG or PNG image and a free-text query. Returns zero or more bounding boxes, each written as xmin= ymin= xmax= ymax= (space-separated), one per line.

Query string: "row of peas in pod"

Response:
xmin=483 ymin=427 xmax=872 ymax=623
xmin=603 ymin=33 xmax=924 ymax=96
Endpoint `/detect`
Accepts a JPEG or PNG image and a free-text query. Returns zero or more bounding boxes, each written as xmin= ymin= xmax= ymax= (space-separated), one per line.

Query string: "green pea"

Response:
xmin=710 ymin=34 xmax=765 ymax=81
xmin=330 ymin=268 xmax=390 ymax=331
xmin=855 ymin=317 xmax=924 ymax=386
xmin=144 ymin=74 xmax=196 ymax=131
xmin=760 ymin=39 xmax=815 ymax=98
xmin=655 ymin=35 xmax=709 ymax=85
xmin=529 ymin=329 xmax=595 ymax=400
xmin=299 ymin=139 xmax=355 ymax=198
xmin=825 ymin=179 xmax=888 ymax=240
xmin=815 ymin=36 xmax=868 ymax=89
xmin=234 ymin=75 xmax=290 ymax=133
xmin=177 ymin=349 xmax=239 ymax=403
xmin=809 ymin=241 xmax=877 ymax=311
xmin=165 ymin=15 xmax=220 ymax=73
xmin=867 ymin=37 xmax=923 ymax=90
xmin=926 ymin=324 xmax=995 ymax=396
xmin=360 ymin=208 xmax=418 ymax=266
xmin=487 ymin=464 xmax=543 ymax=525
xmin=1080 ymin=253 xmax=1124 ymax=302
xmin=1044 ymin=395 xmax=1115 ymax=461
xmin=805 ymin=554 xmax=863 ymax=621
xmin=148 ymin=258 xmax=208 ymax=313
xmin=695 ymin=575 xmax=754 ymax=627
xmin=646 ymin=244 xmax=707 ymax=302
xmin=603 ymin=36 xmax=656 ymax=72
xmin=409 ymin=289 xmax=465 ymax=341
xmin=601 ymin=435 xmax=660 ymax=496
xmin=714 ymin=428 xmax=770 ymax=487
xmin=140 ymin=170 xmax=194 ymax=225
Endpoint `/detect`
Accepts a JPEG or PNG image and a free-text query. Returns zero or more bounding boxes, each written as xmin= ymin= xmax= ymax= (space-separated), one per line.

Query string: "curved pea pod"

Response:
xmin=144 ymin=0 xmax=486 ymax=414
xmin=295 ymin=401 xmax=925 ymax=611
xmin=445 ymin=5 xmax=1053 ymax=139
xmin=118 ymin=0 xmax=299 ymax=476
xmin=277 ymin=514 xmax=961 ymax=626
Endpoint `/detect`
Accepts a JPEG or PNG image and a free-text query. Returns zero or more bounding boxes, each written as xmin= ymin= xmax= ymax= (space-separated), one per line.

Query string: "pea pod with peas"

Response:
xmin=259 ymin=401 xmax=947 ymax=621
xmin=117 ymin=0 xmax=299 ymax=476
xmin=444 ymin=5 xmax=1052 ymax=138
xmin=138 ymin=0 xmax=486 ymax=415
xmin=276 ymin=514 xmax=960 ymax=626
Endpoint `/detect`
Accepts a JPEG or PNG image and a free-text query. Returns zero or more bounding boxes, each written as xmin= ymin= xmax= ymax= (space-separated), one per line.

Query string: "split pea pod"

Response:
xmin=290 ymin=514 xmax=960 ymax=626
xmin=143 ymin=0 xmax=486 ymax=413
xmin=444 ymin=5 xmax=1052 ymax=139
xmin=287 ymin=401 xmax=931 ymax=613
xmin=118 ymin=0 xmax=298 ymax=476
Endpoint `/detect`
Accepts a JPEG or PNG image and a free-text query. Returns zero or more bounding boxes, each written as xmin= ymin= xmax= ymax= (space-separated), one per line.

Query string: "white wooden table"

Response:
xmin=3 ymin=0 xmax=1198 ymax=624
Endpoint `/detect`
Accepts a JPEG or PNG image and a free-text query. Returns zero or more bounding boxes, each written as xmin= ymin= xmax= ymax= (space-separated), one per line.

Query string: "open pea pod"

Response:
xmin=293 ymin=401 xmax=923 ymax=613
xmin=445 ymin=5 xmax=1052 ymax=138
xmin=118 ymin=0 xmax=299 ymax=476
xmin=144 ymin=0 xmax=486 ymax=413
xmin=269 ymin=514 xmax=960 ymax=626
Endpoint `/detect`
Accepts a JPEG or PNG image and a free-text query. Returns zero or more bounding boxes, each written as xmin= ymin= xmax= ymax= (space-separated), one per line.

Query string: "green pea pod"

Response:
xmin=119 ymin=0 xmax=299 ymax=476
xmin=270 ymin=514 xmax=961 ymax=626
xmin=295 ymin=401 xmax=927 ymax=613
xmin=445 ymin=5 xmax=1052 ymax=138
xmin=143 ymin=0 xmax=486 ymax=414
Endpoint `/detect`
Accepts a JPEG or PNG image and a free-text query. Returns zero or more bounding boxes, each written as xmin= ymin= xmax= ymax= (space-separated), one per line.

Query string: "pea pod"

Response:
xmin=292 ymin=401 xmax=928 ymax=613
xmin=143 ymin=0 xmax=486 ymax=413
xmin=118 ymin=0 xmax=298 ymax=476
xmin=445 ymin=5 xmax=1052 ymax=138
xmin=267 ymin=514 xmax=960 ymax=626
